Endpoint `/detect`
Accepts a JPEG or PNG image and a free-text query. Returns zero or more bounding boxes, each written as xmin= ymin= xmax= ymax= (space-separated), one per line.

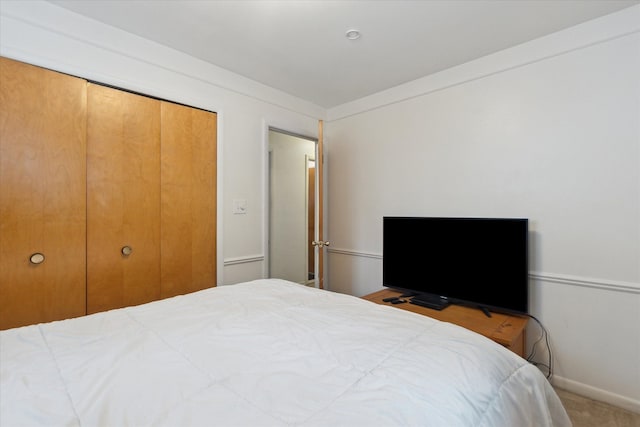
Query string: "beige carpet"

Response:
xmin=555 ymin=388 xmax=640 ymax=427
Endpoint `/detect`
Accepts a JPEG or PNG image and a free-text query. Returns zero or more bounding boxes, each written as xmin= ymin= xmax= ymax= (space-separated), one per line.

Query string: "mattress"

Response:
xmin=0 ymin=278 xmax=571 ymax=426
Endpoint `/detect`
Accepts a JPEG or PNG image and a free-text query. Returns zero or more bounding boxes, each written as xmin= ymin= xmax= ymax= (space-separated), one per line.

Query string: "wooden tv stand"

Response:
xmin=362 ymin=289 xmax=529 ymax=358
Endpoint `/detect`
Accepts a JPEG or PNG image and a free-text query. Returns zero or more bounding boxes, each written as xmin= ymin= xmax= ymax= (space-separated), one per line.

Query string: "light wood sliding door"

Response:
xmin=0 ymin=57 xmax=87 ymax=329
xmin=160 ymin=102 xmax=217 ymax=298
xmin=86 ymin=84 xmax=161 ymax=314
xmin=0 ymin=56 xmax=217 ymax=329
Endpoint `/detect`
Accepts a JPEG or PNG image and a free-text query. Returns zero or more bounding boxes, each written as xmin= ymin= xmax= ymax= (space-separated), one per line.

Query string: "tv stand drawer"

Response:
xmin=362 ymin=289 xmax=528 ymax=358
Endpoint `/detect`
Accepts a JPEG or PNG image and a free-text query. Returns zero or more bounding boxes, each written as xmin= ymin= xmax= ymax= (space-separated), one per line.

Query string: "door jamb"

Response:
xmin=264 ymin=124 xmax=320 ymax=287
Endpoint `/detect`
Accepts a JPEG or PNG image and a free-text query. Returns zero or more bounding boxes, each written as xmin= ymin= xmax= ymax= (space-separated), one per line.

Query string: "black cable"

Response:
xmin=524 ymin=314 xmax=553 ymax=380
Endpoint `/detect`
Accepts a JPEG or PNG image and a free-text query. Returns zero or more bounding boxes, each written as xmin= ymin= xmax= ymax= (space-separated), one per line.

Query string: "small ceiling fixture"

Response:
xmin=345 ymin=29 xmax=361 ymax=40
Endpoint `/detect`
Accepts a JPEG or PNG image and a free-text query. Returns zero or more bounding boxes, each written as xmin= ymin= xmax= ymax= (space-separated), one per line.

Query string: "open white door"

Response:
xmin=311 ymin=120 xmax=328 ymax=289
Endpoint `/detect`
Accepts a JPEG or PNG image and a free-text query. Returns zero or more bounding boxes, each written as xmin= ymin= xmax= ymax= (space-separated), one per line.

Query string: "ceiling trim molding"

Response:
xmin=326 ymin=5 xmax=640 ymax=122
xmin=0 ymin=0 xmax=325 ymax=120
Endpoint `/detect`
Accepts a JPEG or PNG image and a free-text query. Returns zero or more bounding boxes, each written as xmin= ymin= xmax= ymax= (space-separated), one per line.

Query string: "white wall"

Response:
xmin=0 ymin=0 xmax=322 ymax=286
xmin=325 ymin=6 xmax=640 ymax=413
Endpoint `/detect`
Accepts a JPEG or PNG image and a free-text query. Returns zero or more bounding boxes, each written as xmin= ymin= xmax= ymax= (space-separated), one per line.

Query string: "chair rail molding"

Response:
xmin=223 ymin=255 xmax=264 ymax=267
xmin=328 ymin=247 xmax=640 ymax=294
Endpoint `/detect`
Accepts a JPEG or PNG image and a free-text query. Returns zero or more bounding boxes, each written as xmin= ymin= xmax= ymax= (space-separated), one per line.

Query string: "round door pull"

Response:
xmin=121 ymin=246 xmax=133 ymax=256
xmin=29 ymin=253 xmax=45 ymax=265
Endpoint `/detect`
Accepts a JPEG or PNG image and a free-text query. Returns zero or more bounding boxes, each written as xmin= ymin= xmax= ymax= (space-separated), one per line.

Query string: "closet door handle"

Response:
xmin=29 ymin=253 xmax=45 ymax=265
xmin=121 ymin=246 xmax=133 ymax=256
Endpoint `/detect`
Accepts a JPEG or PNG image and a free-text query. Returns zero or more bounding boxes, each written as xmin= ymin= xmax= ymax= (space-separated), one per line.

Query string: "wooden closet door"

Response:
xmin=161 ymin=102 xmax=216 ymax=298
xmin=87 ymin=84 xmax=161 ymax=314
xmin=0 ymin=57 xmax=87 ymax=330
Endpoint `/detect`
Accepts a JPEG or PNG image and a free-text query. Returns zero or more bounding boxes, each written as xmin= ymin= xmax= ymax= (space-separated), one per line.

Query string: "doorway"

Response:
xmin=268 ymin=129 xmax=317 ymax=286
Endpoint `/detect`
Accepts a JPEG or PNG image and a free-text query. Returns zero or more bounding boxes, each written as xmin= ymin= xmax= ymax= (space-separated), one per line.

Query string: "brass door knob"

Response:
xmin=121 ymin=246 xmax=133 ymax=256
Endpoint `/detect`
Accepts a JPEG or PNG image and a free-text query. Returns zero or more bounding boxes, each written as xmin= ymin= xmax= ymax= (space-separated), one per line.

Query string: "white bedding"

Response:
xmin=0 ymin=279 xmax=570 ymax=426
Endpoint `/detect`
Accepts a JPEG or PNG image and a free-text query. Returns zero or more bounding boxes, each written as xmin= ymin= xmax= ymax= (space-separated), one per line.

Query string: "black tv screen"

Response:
xmin=383 ymin=217 xmax=529 ymax=314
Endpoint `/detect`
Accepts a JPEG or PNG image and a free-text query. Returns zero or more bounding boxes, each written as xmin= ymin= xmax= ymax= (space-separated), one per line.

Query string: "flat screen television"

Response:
xmin=383 ymin=216 xmax=529 ymax=315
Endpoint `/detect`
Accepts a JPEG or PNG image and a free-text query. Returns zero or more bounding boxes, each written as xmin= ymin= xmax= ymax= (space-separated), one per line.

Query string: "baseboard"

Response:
xmin=552 ymin=375 xmax=640 ymax=414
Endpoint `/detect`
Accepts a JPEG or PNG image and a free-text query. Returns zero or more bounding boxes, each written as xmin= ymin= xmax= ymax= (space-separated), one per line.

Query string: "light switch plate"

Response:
xmin=233 ymin=199 xmax=247 ymax=214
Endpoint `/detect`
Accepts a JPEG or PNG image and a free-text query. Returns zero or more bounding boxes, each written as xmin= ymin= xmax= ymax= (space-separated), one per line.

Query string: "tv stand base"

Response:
xmin=410 ymin=295 xmax=450 ymax=311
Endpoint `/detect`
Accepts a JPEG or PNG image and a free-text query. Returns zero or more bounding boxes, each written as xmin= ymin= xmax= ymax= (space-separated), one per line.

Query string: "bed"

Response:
xmin=0 ymin=278 xmax=570 ymax=426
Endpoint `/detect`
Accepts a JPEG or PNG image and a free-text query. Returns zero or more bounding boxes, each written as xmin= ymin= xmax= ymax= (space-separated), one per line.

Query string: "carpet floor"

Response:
xmin=555 ymin=388 xmax=640 ymax=427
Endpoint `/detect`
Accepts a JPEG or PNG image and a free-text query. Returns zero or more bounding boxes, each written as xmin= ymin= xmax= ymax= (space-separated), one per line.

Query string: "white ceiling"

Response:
xmin=49 ymin=0 xmax=638 ymax=108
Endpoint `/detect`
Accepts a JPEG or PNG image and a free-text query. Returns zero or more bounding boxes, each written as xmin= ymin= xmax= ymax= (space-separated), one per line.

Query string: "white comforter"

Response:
xmin=0 ymin=279 xmax=570 ymax=426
